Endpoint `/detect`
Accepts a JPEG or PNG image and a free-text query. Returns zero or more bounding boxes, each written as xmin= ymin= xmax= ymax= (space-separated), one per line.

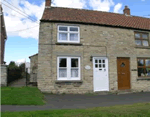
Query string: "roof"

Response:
xmin=41 ymin=7 xmax=150 ymax=31
xmin=29 ymin=53 xmax=38 ymax=58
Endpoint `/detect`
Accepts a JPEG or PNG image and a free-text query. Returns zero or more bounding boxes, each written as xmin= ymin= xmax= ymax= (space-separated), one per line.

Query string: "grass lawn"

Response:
xmin=1 ymin=87 xmax=45 ymax=105
xmin=2 ymin=102 xmax=150 ymax=117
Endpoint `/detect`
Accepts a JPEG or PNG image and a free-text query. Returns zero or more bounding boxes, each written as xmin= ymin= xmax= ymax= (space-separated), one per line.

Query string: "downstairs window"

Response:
xmin=57 ymin=57 xmax=80 ymax=80
xmin=137 ymin=58 xmax=150 ymax=77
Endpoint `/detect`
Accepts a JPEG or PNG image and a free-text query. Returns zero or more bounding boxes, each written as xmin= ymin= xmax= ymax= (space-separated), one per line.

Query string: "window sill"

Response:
xmin=137 ymin=77 xmax=150 ymax=81
xmin=55 ymin=80 xmax=83 ymax=83
xmin=56 ymin=42 xmax=82 ymax=46
xmin=135 ymin=46 xmax=150 ymax=49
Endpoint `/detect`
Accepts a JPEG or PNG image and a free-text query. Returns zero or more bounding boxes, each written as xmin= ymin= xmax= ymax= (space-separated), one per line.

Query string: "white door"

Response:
xmin=93 ymin=57 xmax=109 ymax=92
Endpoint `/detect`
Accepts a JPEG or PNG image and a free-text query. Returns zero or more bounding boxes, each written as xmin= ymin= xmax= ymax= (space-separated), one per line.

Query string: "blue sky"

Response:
xmin=2 ymin=0 xmax=150 ymax=65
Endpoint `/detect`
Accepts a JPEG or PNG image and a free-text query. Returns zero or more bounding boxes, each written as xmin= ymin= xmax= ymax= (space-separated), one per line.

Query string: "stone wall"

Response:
xmin=29 ymin=54 xmax=38 ymax=83
xmin=0 ymin=64 xmax=7 ymax=86
xmin=38 ymin=22 xmax=150 ymax=94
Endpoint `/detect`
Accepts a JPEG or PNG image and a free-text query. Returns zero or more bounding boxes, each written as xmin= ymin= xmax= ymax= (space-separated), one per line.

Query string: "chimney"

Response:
xmin=45 ymin=0 xmax=51 ymax=8
xmin=123 ymin=6 xmax=130 ymax=16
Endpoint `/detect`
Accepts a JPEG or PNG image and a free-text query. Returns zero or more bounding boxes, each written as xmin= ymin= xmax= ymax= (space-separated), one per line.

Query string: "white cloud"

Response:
xmin=52 ymin=0 xmax=86 ymax=9
xmin=3 ymin=0 xmax=45 ymax=39
xmin=15 ymin=59 xmax=30 ymax=69
xmin=16 ymin=58 xmax=26 ymax=65
xmin=89 ymin=0 xmax=114 ymax=12
xmin=114 ymin=3 xmax=122 ymax=13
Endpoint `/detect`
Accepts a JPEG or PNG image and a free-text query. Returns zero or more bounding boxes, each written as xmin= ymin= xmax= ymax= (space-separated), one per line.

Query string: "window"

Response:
xmin=58 ymin=26 xmax=80 ymax=43
xmin=94 ymin=59 xmax=105 ymax=68
xmin=57 ymin=57 xmax=80 ymax=80
xmin=135 ymin=32 xmax=149 ymax=46
xmin=137 ymin=58 xmax=150 ymax=77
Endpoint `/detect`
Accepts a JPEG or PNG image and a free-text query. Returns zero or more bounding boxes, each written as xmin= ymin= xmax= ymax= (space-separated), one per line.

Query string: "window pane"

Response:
xmin=71 ymin=68 xmax=78 ymax=77
xmin=95 ymin=64 xmax=98 ymax=68
xmin=135 ymin=40 xmax=142 ymax=46
xmin=138 ymin=68 xmax=146 ymax=77
xmin=59 ymin=27 xmax=67 ymax=31
xmin=71 ymin=59 xmax=78 ymax=67
xmin=121 ymin=63 xmax=125 ymax=67
xmin=70 ymin=33 xmax=78 ymax=41
xmin=138 ymin=59 xmax=144 ymax=66
xmin=70 ymin=27 xmax=78 ymax=31
xmin=103 ymin=60 xmax=105 ymax=63
xmin=95 ymin=59 xmax=98 ymax=63
xmin=59 ymin=33 xmax=67 ymax=41
xmin=99 ymin=64 xmax=101 ymax=68
xmin=59 ymin=58 xmax=67 ymax=67
xmin=143 ymin=41 xmax=149 ymax=46
xmin=146 ymin=59 xmax=150 ymax=67
xmin=99 ymin=60 xmax=101 ymax=63
xmin=146 ymin=68 xmax=150 ymax=77
xmin=103 ymin=64 xmax=105 ymax=68
xmin=135 ymin=33 xmax=140 ymax=38
xmin=142 ymin=34 xmax=148 ymax=39
xmin=59 ymin=68 xmax=67 ymax=77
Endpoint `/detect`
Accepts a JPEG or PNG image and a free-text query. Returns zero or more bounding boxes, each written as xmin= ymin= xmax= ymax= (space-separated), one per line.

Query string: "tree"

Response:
xmin=8 ymin=61 xmax=19 ymax=70
xmin=7 ymin=61 xmax=21 ymax=84
xmin=19 ymin=63 xmax=26 ymax=78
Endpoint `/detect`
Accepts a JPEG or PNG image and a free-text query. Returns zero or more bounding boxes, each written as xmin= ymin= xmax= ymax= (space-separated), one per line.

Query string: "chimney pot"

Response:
xmin=45 ymin=0 xmax=51 ymax=8
xmin=123 ymin=5 xmax=130 ymax=16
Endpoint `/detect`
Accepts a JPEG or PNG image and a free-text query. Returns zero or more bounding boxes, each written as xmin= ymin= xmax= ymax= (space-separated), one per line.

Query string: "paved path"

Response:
xmin=9 ymin=78 xmax=26 ymax=87
xmin=2 ymin=92 xmax=150 ymax=112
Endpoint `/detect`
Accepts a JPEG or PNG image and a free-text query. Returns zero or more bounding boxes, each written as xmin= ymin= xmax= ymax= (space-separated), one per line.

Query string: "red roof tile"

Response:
xmin=41 ymin=7 xmax=150 ymax=31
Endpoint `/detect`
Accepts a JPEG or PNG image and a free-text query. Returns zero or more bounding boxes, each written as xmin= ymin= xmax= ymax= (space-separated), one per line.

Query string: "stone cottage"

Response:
xmin=29 ymin=0 xmax=150 ymax=94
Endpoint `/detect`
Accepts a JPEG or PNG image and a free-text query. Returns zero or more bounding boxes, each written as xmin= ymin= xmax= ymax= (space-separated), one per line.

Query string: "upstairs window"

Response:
xmin=58 ymin=26 xmax=80 ymax=43
xmin=135 ymin=32 xmax=149 ymax=47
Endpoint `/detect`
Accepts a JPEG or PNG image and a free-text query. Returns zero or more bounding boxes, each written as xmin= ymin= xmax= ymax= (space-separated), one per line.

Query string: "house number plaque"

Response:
xmin=85 ymin=65 xmax=91 ymax=70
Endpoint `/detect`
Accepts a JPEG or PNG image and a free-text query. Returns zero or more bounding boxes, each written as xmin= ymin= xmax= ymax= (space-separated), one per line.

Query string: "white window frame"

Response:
xmin=57 ymin=56 xmax=80 ymax=80
xmin=57 ymin=25 xmax=80 ymax=43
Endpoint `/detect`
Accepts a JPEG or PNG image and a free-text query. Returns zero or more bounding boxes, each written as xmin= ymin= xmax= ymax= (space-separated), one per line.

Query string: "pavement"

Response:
xmin=1 ymin=92 xmax=150 ymax=112
xmin=9 ymin=78 xmax=26 ymax=87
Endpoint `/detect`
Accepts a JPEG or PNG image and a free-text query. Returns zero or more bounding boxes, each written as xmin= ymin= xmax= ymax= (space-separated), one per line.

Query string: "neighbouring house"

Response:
xmin=25 ymin=62 xmax=30 ymax=74
xmin=29 ymin=0 xmax=150 ymax=94
xmin=0 ymin=5 xmax=7 ymax=86
xmin=29 ymin=54 xmax=38 ymax=85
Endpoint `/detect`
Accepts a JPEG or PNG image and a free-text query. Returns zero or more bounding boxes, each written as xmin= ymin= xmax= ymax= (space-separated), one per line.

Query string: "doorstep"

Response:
xmin=116 ymin=89 xmax=135 ymax=95
xmin=92 ymin=89 xmax=138 ymax=95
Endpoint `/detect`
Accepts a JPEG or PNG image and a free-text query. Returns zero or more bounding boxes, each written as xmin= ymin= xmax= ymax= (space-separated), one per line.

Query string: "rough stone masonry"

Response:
xmin=36 ymin=22 xmax=150 ymax=94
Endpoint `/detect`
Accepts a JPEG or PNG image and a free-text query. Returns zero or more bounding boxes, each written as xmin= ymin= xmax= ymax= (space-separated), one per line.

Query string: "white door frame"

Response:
xmin=93 ymin=57 xmax=109 ymax=92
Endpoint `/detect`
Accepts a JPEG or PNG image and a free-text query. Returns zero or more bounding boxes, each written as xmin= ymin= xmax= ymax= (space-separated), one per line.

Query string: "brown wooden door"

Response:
xmin=117 ymin=58 xmax=131 ymax=90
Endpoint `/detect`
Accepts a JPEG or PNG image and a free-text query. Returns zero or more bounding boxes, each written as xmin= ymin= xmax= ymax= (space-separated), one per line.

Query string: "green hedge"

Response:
xmin=7 ymin=61 xmax=28 ymax=84
xmin=7 ymin=67 xmax=22 ymax=84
